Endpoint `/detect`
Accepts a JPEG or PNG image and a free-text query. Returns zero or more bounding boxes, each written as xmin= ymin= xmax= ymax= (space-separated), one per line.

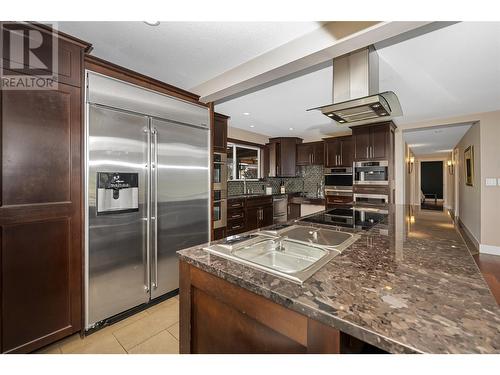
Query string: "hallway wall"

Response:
xmin=456 ymin=123 xmax=481 ymax=245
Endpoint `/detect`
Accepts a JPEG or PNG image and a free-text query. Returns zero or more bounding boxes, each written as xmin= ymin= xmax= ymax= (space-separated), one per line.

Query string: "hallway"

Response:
xmin=409 ymin=207 xmax=500 ymax=304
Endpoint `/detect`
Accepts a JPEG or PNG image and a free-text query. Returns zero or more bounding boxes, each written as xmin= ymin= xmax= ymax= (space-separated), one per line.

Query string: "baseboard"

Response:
xmin=479 ymin=244 xmax=500 ymax=256
xmin=457 ymin=218 xmax=479 ymax=255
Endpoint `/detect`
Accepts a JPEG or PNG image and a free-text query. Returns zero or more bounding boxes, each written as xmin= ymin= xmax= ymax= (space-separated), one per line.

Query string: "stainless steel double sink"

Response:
xmin=204 ymin=225 xmax=360 ymax=284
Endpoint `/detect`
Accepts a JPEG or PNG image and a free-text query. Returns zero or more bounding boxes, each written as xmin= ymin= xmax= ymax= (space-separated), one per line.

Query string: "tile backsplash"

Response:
xmin=227 ymin=165 xmax=323 ymax=196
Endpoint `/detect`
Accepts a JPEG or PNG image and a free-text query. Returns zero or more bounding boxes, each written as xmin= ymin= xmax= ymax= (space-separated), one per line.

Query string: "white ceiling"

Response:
xmin=56 ymin=21 xmax=500 ymax=142
xmin=55 ymin=21 xmax=322 ymax=90
xmin=403 ymin=123 xmax=472 ymax=156
xmin=218 ymin=21 xmax=500 ymax=140
xmin=216 ymin=63 xmax=336 ymax=141
xmin=378 ymin=21 xmax=500 ymax=126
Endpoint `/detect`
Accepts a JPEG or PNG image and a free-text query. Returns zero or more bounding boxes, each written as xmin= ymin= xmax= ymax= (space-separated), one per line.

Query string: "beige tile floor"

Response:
xmin=36 ymin=296 xmax=180 ymax=354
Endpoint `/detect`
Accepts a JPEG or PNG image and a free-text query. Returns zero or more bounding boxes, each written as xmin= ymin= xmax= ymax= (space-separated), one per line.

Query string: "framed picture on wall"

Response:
xmin=464 ymin=145 xmax=474 ymax=186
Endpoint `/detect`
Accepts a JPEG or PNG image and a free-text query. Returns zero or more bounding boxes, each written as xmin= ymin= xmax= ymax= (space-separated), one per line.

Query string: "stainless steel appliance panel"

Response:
xmin=324 ymin=167 xmax=353 ymax=191
xmin=150 ymin=118 xmax=209 ymax=298
xmin=354 ymin=160 xmax=389 ymax=185
xmin=353 ymin=193 xmax=389 ymax=206
xmin=88 ymin=105 xmax=150 ymax=327
xmin=273 ymin=195 xmax=288 ymax=224
xmin=213 ymin=152 xmax=227 ymax=191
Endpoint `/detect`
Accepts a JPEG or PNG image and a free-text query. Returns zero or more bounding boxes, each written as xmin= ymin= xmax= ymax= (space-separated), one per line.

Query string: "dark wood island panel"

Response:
xmin=179 ymin=260 xmax=340 ymax=354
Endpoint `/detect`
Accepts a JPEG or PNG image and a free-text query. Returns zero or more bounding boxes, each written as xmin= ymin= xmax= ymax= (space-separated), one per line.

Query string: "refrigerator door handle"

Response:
xmin=152 ymin=127 xmax=159 ymax=290
xmin=145 ymin=127 xmax=151 ymax=293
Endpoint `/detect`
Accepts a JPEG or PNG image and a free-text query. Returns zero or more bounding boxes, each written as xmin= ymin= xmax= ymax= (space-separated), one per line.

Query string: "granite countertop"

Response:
xmin=177 ymin=205 xmax=500 ymax=353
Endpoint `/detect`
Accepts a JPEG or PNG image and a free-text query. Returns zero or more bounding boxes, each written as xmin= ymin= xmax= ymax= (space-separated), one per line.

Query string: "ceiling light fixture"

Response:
xmin=243 ymin=112 xmax=250 ymax=116
xmin=144 ymin=21 xmax=160 ymax=26
xmin=289 ymin=127 xmax=294 ymax=131
xmin=249 ymin=125 xmax=255 ymax=128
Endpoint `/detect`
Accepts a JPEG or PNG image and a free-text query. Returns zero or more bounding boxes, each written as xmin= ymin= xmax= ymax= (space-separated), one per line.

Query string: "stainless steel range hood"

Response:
xmin=308 ymin=47 xmax=402 ymax=126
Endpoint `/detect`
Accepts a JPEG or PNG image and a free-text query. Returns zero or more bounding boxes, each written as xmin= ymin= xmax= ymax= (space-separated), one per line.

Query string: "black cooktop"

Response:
xmin=301 ymin=206 xmax=387 ymax=230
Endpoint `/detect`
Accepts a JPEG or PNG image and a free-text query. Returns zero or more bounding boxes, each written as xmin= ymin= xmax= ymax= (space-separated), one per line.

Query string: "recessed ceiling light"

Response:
xmin=144 ymin=21 xmax=160 ymax=26
xmin=289 ymin=127 xmax=294 ymax=131
xmin=249 ymin=125 xmax=255 ymax=128
xmin=243 ymin=112 xmax=250 ymax=116
xmin=327 ymin=113 xmax=334 ymax=117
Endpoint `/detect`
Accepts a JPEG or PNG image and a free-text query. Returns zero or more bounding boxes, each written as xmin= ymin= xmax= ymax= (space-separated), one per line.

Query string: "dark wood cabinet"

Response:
xmin=371 ymin=124 xmax=388 ymax=160
xmin=353 ymin=126 xmax=371 ymax=160
xmin=180 ymin=261 xmax=341 ymax=354
xmin=213 ymin=227 xmax=226 ymax=241
xmin=246 ymin=196 xmax=273 ymax=230
xmin=296 ymin=143 xmax=313 ymax=165
xmin=227 ymin=196 xmax=273 ymax=235
xmin=0 ymin=25 xmax=90 ymax=353
xmin=213 ymin=112 xmax=228 ymax=153
xmin=312 ymin=142 xmax=325 ymax=165
xmin=296 ymin=141 xmax=324 ymax=166
xmin=266 ymin=137 xmax=302 ymax=177
xmin=325 ymin=194 xmax=353 ymax=208
xmin=324 ymin=136 xmax=353 ymax=167
xmin=352 ymin=123 xmax=393 ymax=161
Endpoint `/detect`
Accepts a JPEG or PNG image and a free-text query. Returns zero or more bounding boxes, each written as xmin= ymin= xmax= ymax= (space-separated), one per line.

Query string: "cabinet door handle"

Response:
xmin=287 ymin=205 xmax=290 ymax=215
xmin=366 ymin=146 xmax=369 ymax=159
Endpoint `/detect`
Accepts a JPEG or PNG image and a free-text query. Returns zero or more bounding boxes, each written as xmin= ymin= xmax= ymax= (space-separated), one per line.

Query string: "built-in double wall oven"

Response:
xmin=324 ymin=167 xmax=353 ymax=190
xmin=213 ymin=152 xmax=227 ymax=229
xmin=324 ymin=167 xmax=353 ymax=205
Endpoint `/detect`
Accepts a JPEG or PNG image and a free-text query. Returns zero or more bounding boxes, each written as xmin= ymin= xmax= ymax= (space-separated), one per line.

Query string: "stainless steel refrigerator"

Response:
xmin=85 ymin=71 xmax=210 ymax=330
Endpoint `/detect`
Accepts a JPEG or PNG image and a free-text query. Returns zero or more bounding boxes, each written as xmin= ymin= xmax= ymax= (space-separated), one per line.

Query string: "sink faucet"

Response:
xmin=276 ymin=240 xmax=286 ymax=252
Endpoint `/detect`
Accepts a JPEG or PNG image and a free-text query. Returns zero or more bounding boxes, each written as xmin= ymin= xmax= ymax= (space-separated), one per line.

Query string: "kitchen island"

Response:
xmin=177 ymin=205 xmax=500 ymax=354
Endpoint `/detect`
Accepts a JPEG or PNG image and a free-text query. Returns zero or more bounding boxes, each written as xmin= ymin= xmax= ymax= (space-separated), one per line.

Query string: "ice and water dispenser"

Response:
xmin=96 ymin=172 xmax=139 ymax=215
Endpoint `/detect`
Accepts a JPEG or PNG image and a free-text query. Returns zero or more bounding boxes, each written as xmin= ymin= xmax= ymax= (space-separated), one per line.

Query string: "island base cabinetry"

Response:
xmin=179 ymin=261 xmax=340 ymax=354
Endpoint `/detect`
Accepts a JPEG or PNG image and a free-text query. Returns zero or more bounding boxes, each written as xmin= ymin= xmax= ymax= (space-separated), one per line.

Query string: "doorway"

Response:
xmin=420 ymin=161 xmax=444 ymax=211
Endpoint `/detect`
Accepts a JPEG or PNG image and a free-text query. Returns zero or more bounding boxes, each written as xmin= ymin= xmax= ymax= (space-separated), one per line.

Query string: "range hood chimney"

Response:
xmin=308 ymin=47 xmax=402 ymax=126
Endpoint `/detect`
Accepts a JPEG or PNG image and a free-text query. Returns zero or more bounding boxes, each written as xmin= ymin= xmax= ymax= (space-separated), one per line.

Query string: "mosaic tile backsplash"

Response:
xmin=227 ymin=165 xmax=324 ymax=197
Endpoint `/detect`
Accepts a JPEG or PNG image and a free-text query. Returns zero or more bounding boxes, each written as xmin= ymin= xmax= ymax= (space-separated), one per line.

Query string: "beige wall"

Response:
xmin=456 ymin=123 xmax=481 ymax=243
xmin=397 ymin=109 xmax=500 ymax=252
xmin=478 ymin=112 xmax=500 ymax=251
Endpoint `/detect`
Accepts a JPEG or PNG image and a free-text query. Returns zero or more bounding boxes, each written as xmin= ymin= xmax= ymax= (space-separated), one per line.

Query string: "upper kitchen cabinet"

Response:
xmin=296 ymin=141 xmax=324 ymax=166
xmin=352 ymin=122 xmax=395 ymax=161
xmin=266 ymin=137 xmax=302 ymax=177
xmin=213 ymin=112 xmax=229 ymax=153
xmin=0 ymin=23 xmax=87 ymax=88
xmin=324 ymin=136 xmax=353 ymax=167
xmin=0 ymin=23 xmax=91 ymax=354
